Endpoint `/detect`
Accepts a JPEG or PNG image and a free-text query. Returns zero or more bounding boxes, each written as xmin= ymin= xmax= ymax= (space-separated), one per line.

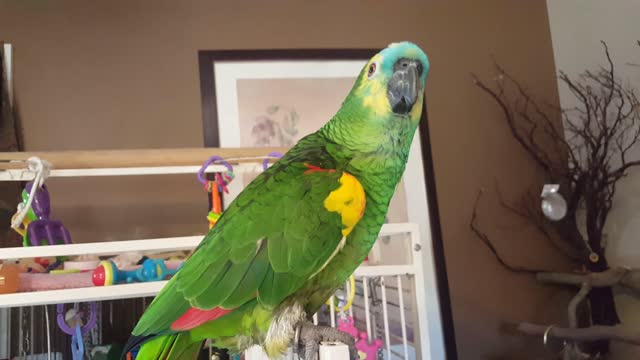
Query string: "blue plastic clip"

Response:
xmin=71 ymin=323 xmax=84 ymax=360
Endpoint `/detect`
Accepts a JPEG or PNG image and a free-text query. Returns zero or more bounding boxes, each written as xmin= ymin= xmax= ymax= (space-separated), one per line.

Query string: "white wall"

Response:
xmin=546 ymin=1 xmax=640 ymax=358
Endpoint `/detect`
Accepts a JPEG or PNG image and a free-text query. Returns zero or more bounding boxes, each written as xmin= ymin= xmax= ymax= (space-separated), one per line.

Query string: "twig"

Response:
xmin=610 ymin=160 xmax=640 ymax=179
xmin=516 ymin=323 xmax=640 ymax=346
xmin=472 ymin=73 xmax=556 ymax=176
xmin=470 ymin=189 xmax=546 ymax=274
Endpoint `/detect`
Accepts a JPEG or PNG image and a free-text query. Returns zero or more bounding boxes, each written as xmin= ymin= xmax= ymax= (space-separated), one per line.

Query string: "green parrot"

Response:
xmin=122 ymin=41 xmax=429 ymax=360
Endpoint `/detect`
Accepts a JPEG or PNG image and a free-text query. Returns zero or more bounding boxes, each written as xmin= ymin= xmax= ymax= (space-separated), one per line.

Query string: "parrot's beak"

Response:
xmin=387 ymin=58 xmax=422 ymax=115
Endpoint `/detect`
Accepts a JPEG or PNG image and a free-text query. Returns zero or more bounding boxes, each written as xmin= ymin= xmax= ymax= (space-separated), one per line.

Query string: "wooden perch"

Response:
xmin=568 ymin=283 xmax=591 ymax=329
xmin=536 ymin=266 xmax=640 ymax=292
xmin=537 ymin=267 xmax=630 ymax=287
xmin=517 ymin=323 xmax=640 ymax=346
xmin=0 ymin=147 xmax=289 ymax=170
xmin=515 ymin=267 xmax=640 ymax=350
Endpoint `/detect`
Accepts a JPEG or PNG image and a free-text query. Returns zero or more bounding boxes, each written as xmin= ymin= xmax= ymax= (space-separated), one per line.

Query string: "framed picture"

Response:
xmin=198 ymin=48 xmax=456 ymax=360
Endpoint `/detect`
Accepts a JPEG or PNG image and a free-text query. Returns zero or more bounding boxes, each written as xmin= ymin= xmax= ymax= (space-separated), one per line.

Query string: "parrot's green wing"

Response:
xmin=132 ymin=135 xmax=366 ymax=337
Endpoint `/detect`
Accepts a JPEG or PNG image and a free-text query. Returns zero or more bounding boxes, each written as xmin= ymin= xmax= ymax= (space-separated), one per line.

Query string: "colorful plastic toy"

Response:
xmin=57 ymin=302 xmax=97 ymax=360
xmin=92 ymin=258 xmax=181 ymax=286
xmin=71 ymin=324 xmax=84 ymax=360
xmin=0 ymin=264 xmax=20 ymax=294
xmin=262 ymin=151 xmax=283 ymax=171
xmin=328 ymin=275 xmax=356 ymax=312
xmin=333 ymin=275 xmax=384 ymax=359
xmin=336 ymin=315 xmax=383 ymax=359
xmin=197 ymin=155 xmax=235 ymax=229
xmin=356 ymin=332 xmax=383 ymax=360
xmin=337 ymin=315 xmax=359 ymax=338
xmin=13 ymin=181 xmax=72 ymax=247
xmin=205 ymin=173 xmax=232 ymax=229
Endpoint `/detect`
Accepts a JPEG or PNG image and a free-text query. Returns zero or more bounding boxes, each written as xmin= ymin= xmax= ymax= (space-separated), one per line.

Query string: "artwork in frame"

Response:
xmin=198 ymin=48 xmax=456 ymax=360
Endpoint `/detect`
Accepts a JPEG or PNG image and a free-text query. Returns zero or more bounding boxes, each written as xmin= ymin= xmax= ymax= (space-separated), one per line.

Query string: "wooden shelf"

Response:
xmin=0 ymin=147 xmax=289 ymax=180
xmin=0 ymin=147 xmax=289 ymax=170
xmin=0 ymin=164 xmax=268 ymax=181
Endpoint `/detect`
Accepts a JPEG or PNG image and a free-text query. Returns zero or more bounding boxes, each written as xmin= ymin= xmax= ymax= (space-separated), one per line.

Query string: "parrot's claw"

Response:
xmin=294 ymin=321 xmax=358 ymax=360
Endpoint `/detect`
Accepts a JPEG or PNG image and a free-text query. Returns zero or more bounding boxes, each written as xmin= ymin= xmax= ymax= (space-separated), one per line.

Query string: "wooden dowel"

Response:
xmin=0 ymin=147 xmax=289 ymax=170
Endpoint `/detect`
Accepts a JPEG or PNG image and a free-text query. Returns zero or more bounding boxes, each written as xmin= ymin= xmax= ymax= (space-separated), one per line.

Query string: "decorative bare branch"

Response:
xmin=472 ymin=73 xmax=563 ymax=177
xmin=472 ymin=41 xmax=640 ymax=355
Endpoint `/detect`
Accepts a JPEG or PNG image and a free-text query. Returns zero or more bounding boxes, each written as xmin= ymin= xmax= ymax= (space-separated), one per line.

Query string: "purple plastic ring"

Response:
xmin=198 ymin=155 xmax=234 ymax=184
xmin=56 ymin=302 xmax=97 ymax=336
xmin=262 ymin=152 xmax=284 ymax=171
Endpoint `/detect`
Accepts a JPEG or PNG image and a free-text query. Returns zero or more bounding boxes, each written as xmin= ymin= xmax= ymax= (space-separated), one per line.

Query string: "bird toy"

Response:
xmin=57 ymin=302 xmax=97 ymax=360
xmin=334 ymin=275 xmax=384 ymax=359
xmin=13 ymin=181 xmax=72 ymax=247
xmin=262 ymin=151 xmax=284 ymax=171
xmin=328 ymin=274 xmax=356 ymax=314
xmin=92 ymin=258 xmax=181 ymax=286
xmin=198 ymin=156 xmax=237 ymax=360
xmin=356 ymin=332 xmax=383 ymax=360
xmin=337 ymin=316 xmax=383 ymax=360
xmin=198 ymin=155 xmax=235 ymax=229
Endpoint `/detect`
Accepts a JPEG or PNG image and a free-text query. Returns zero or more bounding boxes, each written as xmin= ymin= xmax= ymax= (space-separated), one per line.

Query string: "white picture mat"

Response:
xmin=213 ymin=59 xmax=445 ymax=359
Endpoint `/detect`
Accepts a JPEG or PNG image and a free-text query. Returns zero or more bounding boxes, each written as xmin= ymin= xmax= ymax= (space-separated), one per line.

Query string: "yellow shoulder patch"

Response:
xmin=323 ymin=173 xmax=366 ymax=236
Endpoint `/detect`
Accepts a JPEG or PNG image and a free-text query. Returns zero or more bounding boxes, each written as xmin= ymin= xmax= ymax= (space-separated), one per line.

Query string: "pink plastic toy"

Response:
xmin=356 ymin=332 xmax=383 ymax=360
xmin=336 ymin=315 xmax=383 ymax=359
xmin=337 ymin=316 xmax=359 ymax=338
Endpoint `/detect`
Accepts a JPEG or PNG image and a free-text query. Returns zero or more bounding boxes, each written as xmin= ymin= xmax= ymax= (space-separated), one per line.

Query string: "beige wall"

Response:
xmin=0 ymin=1 xmax=572 ymax=358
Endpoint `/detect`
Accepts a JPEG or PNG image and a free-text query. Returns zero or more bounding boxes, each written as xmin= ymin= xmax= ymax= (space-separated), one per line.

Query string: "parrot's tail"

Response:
xmin=121 ymin=332 xmax=203 ymax=360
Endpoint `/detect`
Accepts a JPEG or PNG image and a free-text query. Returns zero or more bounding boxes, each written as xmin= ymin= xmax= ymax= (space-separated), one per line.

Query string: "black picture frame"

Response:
xmin=197 ymin=48 xmax=457 ymax=359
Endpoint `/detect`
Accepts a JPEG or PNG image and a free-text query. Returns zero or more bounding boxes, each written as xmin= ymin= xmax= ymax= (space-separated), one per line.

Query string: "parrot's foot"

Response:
xmin=294 ymin=321 xmax=358 ymax=360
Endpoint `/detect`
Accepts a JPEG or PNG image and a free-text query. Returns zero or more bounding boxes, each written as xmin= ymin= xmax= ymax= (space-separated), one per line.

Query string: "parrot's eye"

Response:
xmin=367 ymin=62 xmax=377 ymax=78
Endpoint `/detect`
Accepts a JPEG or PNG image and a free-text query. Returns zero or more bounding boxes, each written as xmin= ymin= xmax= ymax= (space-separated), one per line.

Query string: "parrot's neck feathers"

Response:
xmin=322 ymin=91 xmax=418 ymax=149
xmin=319 ymin=106 xmax=418 ymax=172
